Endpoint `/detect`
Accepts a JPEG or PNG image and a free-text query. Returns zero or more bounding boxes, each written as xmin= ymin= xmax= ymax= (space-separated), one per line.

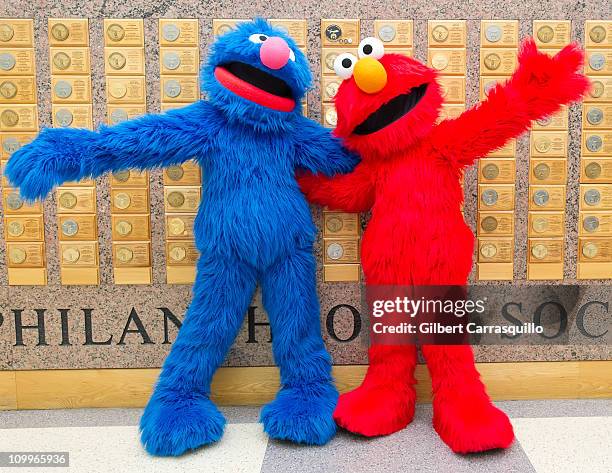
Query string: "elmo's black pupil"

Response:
xmin=259 ymin=35 xmax=267 ymax=41
xmin=342 ymin=58 xmax=352 ymax=68
xmin=363 ymin=44 xmax=373 ymax=55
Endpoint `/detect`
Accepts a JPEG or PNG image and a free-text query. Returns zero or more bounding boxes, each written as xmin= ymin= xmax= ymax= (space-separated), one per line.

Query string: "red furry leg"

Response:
xmin=422 ymin=345 xmax=514 ymax=453
xmin=333 ymin=345 xmax=417 ymax=436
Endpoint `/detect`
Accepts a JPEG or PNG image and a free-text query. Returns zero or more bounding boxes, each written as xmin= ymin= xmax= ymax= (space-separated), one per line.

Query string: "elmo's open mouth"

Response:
xmin=352 ymin=83 xmax=428 ymax=135
xmin=214 ymin=62 xmax=295 ymax=112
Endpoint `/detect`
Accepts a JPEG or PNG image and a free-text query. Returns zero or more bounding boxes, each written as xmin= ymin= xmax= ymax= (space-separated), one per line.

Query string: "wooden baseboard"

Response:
xmin=1 ymin=361 xmax=610 ymax=410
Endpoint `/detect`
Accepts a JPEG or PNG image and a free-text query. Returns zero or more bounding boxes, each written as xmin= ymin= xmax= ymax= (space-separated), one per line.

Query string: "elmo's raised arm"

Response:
xmin=430 ymin=39 xmax=589 ymax=170
xmin=298 ymin=162 xmax=376 ymax=213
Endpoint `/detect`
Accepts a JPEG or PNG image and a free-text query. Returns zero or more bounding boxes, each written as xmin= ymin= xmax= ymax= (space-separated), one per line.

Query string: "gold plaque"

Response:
xmin=428 ymin=20 xmax=466 ymax=47
xmin=111 ymin=187 xmax=149 ymax=213
xmin=0 ymin=105 xmax=38 ymax=131
xmin=582 ymin=131 xmax=611 ymax=156
xmin=578 ymin=238 xmax=612 ymax=263
xmin=477 ymin=238 xmax=513 ymax=263
xmin=438 ymin=104 xmax=465 ymax=122
xmin=0 ymin=49 xmax=35 ymax=76
xmin=111 ymin=214 xmax=150 ymax=240
xmin=579 ymin=184 xmax=612 ymax=211
xmin=52 ymin=104 xmax=93 ymax=129
xmin=533 ymin=21 xmax=571 ymax=47
xmin=585 ymin=76 xmax=612 ymax=103
xmin=528 ymin=185 xmax=566 ymax=211
xmin=166 ymin=241 xmax=199 ymax=265
xmin=48 ymin=18 xmax=89 ymax=47
xmin=324 ymin=238 xmax=359 ymax=264
xmin=321 ymin=47 xmax=358 ymax=75
xmin=160 ymin=47 xmax=199 ymax=75
xmin=323 ymin=212 xmax=360 ymax=237
xmin=3 ymin=188 xmax=42 ymax=214
xmin=373 ymin=20 xmax=413 ymax=47
xmin=438 ymin=77 xmax=466 ymax=104
xmin=4 ymin=215 xmax=44 ymax=241
xmin=478 ymin=159 xmax=515 ymax=183
xmin=528 ymin=239 xmax=563 ymax=263
xmin=0 ymin=19 xmax=34 ymax=47
xmin=161 ymin=76 xmax=199 ymax=103
xmin=6 ymin=242 xmax=45 ymax=267
xmin=103 ymin=19 xmax=144 ymax=47
xmin=106 ymin=77 xmax=146 ymax=104
xmin=480 ymin=49 xmax=517 ymax=75
xmin=113 ymin=242 xmax=151 ymax=267
xmin=166 ymin=213 xmax=196 ymax=239
xmin=530 ymin=132 xmax=568 ymax=157
xmin=1 ymin=132 xmax=34 ymax=159
xmin=533 ymin=108 xmax=569 ymax=130
xmin=51 ymin=76 xmax=92 ymax=104
xmin=159 ymin=19 xmax=199 ymax=47
xmin=585 ymin=50 xmax=612 ymax=75
xmin=163 ymin=161 xmax=201 ymax=185
xmin=323 ymin=264 xmax=360 ymax=282
xmin=60 ymin=242 xmax=98 ymax=266
xmin=528 ymin=212 xmax=564 ymax=237
xmin=110 ymin=169 xmax=148 ymax=187
xmin=529 ymin=158 xmax=567 ymax=185
xmin=212 ymin=19 xmax=244 ymax=37
xmin=57 ymin=187 xmax=96 ymax=213
xmin=585 ymin=21 xmax=612 ymax=48
xmin=428 ymin=49 xmax=466 ymax=75
xmin=270 ymin=19 xmax=307 ymax=47
xmin=58 ymin=214 xmax=97 ymax=240
xmin=104 ymin=48 xmax=145 ymax=75
xmin=0 ymin=76 xmax=36 ymax=103
xmin=321 ymin=19 xmax=360 ymax=47
xmin=322 ymin=104 xmax=337 ymax=127
xmin=477 ymin=211 xmax=514 ymax=236
xmin=480 ymin=20 xmax=519 ymax=47
xmin=50 ymin=47 xmax=91 ymax=75
xmin=579 ymin=212 xmax=612 ymax=236
xmin=164 ymin=186 xmax=200 ymax=212
xmin=583 ymin=104 xmax=612 ymax=129
xmin=581 ymin=158 xmax=612 ymax=183
xmin=477 ymin=184 xmax=515 ymax=211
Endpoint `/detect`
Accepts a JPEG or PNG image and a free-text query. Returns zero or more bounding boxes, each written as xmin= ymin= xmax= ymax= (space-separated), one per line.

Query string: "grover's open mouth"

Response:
xmin=214 ymin=62 xmax=295 ymax=112
xmin=352 ymin=83 xmax=428 ymax=135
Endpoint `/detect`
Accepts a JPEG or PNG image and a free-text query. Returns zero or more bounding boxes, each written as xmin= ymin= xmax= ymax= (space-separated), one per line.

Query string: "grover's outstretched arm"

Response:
xmin=6 ymin=101 xmax=215 ymax=201
xmin=294 ymin=117 xmax=360 ymax=176
xmin=298 ymin=162 xmax=376 ymax=213
xmin=430 ymin=39 xmax=589 ymax=170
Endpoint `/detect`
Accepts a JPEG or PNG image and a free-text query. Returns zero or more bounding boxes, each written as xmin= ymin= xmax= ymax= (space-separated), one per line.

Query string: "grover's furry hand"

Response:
xmin=510 ymin=38 xmax=590 ymax=117
xmin=5 ymin=127 xmax=91 ymax=202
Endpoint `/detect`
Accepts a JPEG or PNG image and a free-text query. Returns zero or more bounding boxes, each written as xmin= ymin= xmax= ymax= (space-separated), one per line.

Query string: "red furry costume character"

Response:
xmin=299 ymin=38 xmax=589 ymax=453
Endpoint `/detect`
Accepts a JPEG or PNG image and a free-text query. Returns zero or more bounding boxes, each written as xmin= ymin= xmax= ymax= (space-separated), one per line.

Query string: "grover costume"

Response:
xmin=300 ymin=37 xmax=589 ymax=453
xmin=6 ymin=19 xmax=357 ymax=456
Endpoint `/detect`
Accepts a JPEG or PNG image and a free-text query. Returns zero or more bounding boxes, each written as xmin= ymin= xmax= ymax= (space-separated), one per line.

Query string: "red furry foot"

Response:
xmin=432 ymin=389 xmax=514 ymax=454
xmin=333 ymin=383 xmax=416 ymax=437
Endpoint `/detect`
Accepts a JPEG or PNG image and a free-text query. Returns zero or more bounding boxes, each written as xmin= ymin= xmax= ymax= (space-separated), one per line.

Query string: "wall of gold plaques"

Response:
xmin=0 ymin=17 xmax=611 ymax=287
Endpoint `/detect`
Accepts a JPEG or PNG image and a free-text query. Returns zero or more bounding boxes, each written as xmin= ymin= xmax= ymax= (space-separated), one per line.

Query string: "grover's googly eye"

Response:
xmin=289 ymin=49 xmax=295 ymax=62
xmin=358 ymin=37 xmax=385 ymax=60
xmin=334 ymin=52 xmax=357 ymax=80
xmin=249 ymin=33 xmax=269 ymax=44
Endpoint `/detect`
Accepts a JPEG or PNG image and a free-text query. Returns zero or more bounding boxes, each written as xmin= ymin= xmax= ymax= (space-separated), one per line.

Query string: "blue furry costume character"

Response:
xmin=6 ymin=19 xmax=357 ymax=456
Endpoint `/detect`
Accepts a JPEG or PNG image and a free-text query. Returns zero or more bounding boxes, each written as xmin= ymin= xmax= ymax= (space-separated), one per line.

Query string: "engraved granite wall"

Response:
xmin=0 ymin=0 xmax=610 ymax=370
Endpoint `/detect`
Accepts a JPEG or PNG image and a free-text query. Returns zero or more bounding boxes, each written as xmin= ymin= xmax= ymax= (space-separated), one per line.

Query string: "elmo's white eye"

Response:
xmin=249 ymin=33 xmax=269 ymax=44
xmin=289 ymin=49 xmax=295 ymax=62
xmin=358 ymin=37 xmax=385 ymax=60
xmin=334 ymin=52 xmax=357 ymax=80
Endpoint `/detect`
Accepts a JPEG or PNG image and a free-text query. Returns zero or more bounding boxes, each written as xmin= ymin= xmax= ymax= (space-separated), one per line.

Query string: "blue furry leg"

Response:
xmin=140 ymin=253 xmax=257 ymax=456
xmin=260 ymin=246 xmax=339 ymax=445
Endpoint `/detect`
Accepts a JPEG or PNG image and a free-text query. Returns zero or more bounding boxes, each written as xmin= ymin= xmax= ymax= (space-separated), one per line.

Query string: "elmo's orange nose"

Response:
xmin=353 ymin=57 xmax=387 ymax=94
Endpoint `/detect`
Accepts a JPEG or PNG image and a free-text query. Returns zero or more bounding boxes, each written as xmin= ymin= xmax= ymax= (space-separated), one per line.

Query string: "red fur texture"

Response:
xmin=300 ymin=38 xmax=589 ymax=453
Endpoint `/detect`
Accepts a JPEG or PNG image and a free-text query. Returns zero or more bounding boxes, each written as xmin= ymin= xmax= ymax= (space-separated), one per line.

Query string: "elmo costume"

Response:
xmin=300 ymin=37 xmax=589 ymax=453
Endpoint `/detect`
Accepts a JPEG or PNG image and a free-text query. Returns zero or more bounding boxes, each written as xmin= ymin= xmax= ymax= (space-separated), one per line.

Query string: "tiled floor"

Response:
xmin=0 ymin=400 xmax=610 ymax=473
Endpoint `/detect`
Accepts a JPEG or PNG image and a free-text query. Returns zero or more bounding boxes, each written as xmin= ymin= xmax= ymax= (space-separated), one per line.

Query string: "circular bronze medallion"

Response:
xmin=584 ymin=189 xmax=601 ymax=206
xmin=480 ymin=216 xmax=498 ymax=232
xmin=170 ymin=246 xmax=187 ymax=262
xmin=7 ymin=221 xmax=24 ymax=237
xmin=0 ymin=109 xmax=19 ymax=127
xmin=9 ymin=247 xmax=26 ymax=264
xmin=585 ymin=162 xmax=602 ymax=179
xmin=325 ymin=52 xmax=338 ymax=70
xmin=589 ymin=25 xmax=607 ymax=43
xmin=583 ymin=216 xmax=600 ymax=233
xmin=109 ymin=82 xmax=127 ymax=99
xmin=168 ymin=217 xmax=185 ymax=236
xmin=51 ymin=23 xmax=70 ymax=42
xmin=531 ymin=244 xmax=548 ymax=260
xmin=116 ymin=247 xmax=134 ymax=263
xmin=534 ymin=163 xmax=551 ymax=180
xmin=532 ymin=217 xmax=549 ymax=233
xmin=0 ymin=80 xmax=17 ymax=99
xmin=115 ymin=220 xmax=133 ymax=236
xmin=114 ymin=192 xmax=131 ymax=210
xmin=482 ymin=163 xmax=499 ymax=180
xmin=590 ymin=81 xmax=604 ymax=99
xmin=166 ymin=165 xmax=184 ymax=181
xmin=325 ymin=81 xmax=339 ymax=99
xmin=167 ymin=191 xmax=185 ymax=208
xmin=106 ymin=23 xmax=125 ymax=42
xmin=484 ymin=53 xmax=501 ymax=71
xmin=108 ymin=52 xmax=127 ymax=70
xmin=536 ymin=116 xmax=552 ymax=127
xmin=0 ymin=24 xmax=15 ymax=42
xmin=59 ymin=191 xmax=78 ymax=209
xmin=6 ymin=192 xmax=23 ymax=210
xmin=113 ymin=170 xmax=130 ymax=182
xmin=62 ymin=247 xmax=81 ymax=264
xmin=431 ymin=53 xmax=449 ymax=71
xmin=325 ymin=216 xmax=343 ymax=233
xmin=480 ymin=243 xmax=497 ymax=258
xmin=537 ymin=25 xmax=555 ymax=43
xmin=431 ymin=25 xmax=449 ymax=43
xmin=53 ymin=52 xmax=71 ymax=70
xmin=325 ymin=108 xmax=337 ymax=127
xmin=582 ymin=242 xmax=598 ymax=259
xmin=534 ymin=136 xmax=551 ymax=153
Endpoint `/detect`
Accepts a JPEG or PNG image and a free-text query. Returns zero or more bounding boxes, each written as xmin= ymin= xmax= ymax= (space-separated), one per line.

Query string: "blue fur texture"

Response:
xmin=5 ymin=18 xmax=358 ymax=456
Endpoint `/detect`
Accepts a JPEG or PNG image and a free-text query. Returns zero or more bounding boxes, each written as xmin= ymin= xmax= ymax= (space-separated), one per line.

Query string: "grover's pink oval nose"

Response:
xmin=260 ymin=36 xmax=290 ymax=69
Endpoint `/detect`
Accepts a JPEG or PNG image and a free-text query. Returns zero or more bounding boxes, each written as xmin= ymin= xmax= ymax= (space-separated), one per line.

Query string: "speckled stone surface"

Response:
xmin=0 ymin=0 xmax=610 ymax=370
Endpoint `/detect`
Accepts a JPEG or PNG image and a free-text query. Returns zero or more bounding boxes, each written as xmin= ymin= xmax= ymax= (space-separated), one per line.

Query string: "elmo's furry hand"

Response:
xmin=507 ymin=38 xmax=590 ymax=117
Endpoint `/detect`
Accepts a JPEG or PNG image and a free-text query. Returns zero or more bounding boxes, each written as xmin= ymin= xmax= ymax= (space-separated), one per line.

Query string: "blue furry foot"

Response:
xmin=140 ymin=390 xmax=225 ymax=456
xmin=261 ymin=382 xmax=339 ymax=445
